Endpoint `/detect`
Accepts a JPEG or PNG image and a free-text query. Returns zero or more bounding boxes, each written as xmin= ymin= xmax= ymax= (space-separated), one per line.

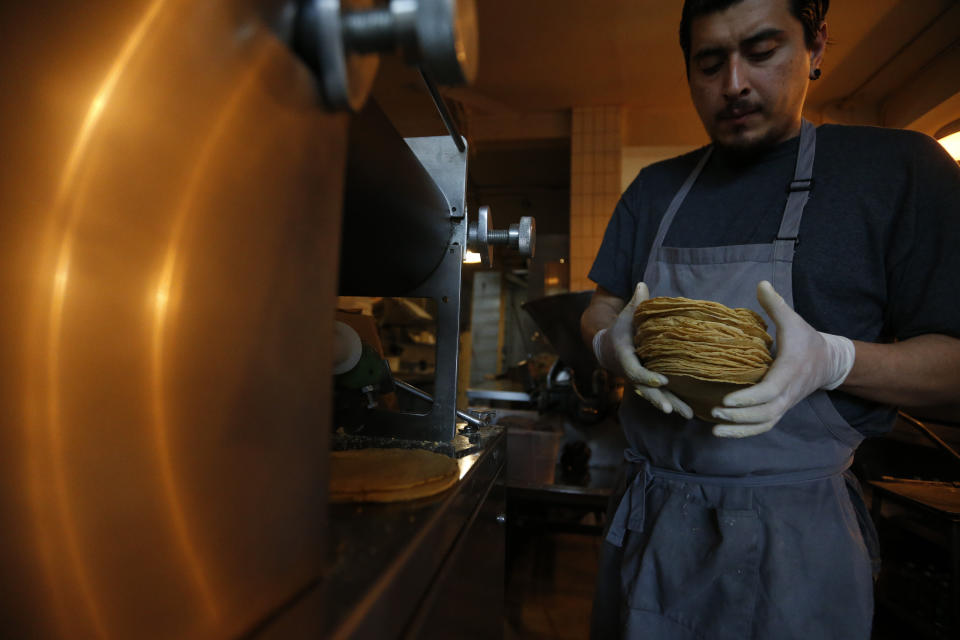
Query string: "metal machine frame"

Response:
xmin=361 ymin=135 xmax=468 ymax=442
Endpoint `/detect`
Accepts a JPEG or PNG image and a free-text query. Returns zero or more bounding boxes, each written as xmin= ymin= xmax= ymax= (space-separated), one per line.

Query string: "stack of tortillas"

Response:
xmin=633 ymin=296 xmax=773 ymax=422
xmin=330 ymin=448 xmax=459 ymax=503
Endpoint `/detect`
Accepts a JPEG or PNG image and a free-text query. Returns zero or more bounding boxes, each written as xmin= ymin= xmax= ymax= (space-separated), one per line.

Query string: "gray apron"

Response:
xmin=593 ymin=121 xmax=877 ymax=640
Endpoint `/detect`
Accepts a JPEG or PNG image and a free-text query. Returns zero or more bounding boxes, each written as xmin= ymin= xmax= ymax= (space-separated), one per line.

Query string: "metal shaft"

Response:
xmin=418 ymin=67 xmax=466 ymax=152
xmin=898 ymin=411 xmax=960 ymax=465
xmin=341 ymin=9 xmax=397 ymax=53
xmin=393 ymin=378 xmax=486 ymax=429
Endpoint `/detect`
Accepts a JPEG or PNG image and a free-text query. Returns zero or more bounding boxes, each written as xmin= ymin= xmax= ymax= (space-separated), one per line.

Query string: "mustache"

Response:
xmin=717 ymin=100 xmax=761 ymax=120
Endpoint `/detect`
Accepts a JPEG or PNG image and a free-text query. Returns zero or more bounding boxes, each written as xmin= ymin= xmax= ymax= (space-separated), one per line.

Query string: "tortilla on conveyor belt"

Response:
xmin=329 ymin=448 xmax=459 ymax=503
xmin=633 ymin=296 xmax=773 ymax=422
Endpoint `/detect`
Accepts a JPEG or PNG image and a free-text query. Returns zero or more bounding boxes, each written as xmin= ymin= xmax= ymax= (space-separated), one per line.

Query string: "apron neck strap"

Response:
xmin=775 ymin=119 xmax=817 ymax=246
xmin=643 ymin=120 xmax=818 ymax=279
xmin=643 ymin=146 xmax=713 ymax=277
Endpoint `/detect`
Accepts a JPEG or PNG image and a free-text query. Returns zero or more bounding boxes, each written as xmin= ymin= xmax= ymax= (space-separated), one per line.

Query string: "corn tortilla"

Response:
xmin=329 ymin=448 xmax=459 ymax=503
xmin=632 ymin=297 xmax=773 ymax=421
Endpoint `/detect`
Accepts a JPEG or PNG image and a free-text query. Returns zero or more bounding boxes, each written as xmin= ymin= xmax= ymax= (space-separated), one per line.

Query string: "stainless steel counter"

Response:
xmin=322 ymin=426 xmax=506 ymax=639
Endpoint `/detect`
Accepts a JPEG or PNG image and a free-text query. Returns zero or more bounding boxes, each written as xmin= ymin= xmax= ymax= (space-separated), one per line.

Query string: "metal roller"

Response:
xmin=339 ymin=99 xmax=458 ymax=295
xmin=292 ymin=0 xmax=478 ymax=110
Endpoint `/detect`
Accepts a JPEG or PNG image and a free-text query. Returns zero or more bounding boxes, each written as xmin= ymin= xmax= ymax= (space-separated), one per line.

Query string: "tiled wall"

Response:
xmin=569 ymin=106 xmax=623 ymax=292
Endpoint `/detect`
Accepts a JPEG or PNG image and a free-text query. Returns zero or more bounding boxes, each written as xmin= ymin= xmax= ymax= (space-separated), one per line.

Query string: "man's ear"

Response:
xmin=810 ymin=21 xmax=828 ymax=71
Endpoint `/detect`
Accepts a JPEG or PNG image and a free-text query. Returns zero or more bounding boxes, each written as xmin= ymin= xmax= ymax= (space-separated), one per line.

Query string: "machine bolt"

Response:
xmin=360 ymin=384 xmax=378 ymax=408
xmin=480 ymin=217 xmax=534 ymax=257
xmin=339 ymin=0 xmax=477 ymax=85
xmin=514 ymin=216 xmax=535 ymax=257
xmin=467 ymin=207 xmax=536 ymax=263
xmin=487 ymin=229 xmax=510 ymax=244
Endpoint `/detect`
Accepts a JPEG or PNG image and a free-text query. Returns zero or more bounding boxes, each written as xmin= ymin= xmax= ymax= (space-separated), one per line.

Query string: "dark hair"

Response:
xmin=679 ymin=0 xmax=829 ymax=68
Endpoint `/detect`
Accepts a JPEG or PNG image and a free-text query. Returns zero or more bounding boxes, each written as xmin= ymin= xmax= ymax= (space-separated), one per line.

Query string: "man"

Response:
xmin=581 ymin=0 xmax=960 ymax=638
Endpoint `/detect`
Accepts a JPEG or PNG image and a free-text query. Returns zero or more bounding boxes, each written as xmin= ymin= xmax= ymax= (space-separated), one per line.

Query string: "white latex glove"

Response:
xmin=710 ymin=280 xmax=856 ymax=438
xmin=594 ymin=283 xmax=694 ymax=419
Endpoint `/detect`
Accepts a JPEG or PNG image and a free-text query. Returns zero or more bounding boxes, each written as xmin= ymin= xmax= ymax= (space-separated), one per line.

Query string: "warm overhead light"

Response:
xmin=463 ymin=250 xmax=482 ymax=264
xmin=935 ymin=119 xmax=960 ymax=161
xmin=938 ymin=131 xmax=960 ymax=161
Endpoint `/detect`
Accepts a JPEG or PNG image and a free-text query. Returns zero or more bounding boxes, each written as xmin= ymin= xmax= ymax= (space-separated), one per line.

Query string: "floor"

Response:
xmin=504 ymin=530 xmax=600 ymax=640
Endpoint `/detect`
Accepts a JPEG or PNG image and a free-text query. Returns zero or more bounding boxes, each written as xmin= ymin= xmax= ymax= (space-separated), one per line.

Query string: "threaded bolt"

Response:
xmin=487 ymin=229 xmax=511 ymax=245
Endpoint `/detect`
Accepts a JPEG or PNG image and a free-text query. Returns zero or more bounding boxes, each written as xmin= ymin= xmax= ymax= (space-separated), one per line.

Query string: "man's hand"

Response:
xmin=594 ymin=283 xmax=693 ymax=419
xmin=711 ymin=281 xmax=855 ymax=438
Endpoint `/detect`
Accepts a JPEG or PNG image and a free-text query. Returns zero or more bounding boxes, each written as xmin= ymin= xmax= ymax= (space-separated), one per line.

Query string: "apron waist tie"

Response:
xmin=605 ymin=449 xmax=854 ymax=547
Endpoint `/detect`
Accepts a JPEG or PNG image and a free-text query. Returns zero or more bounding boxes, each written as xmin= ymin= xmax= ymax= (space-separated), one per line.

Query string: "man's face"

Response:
xmin=687 ymin=0 xmax=826 ymax=153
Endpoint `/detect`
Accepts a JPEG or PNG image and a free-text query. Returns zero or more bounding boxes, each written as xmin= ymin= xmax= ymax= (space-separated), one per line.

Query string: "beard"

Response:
xmin=714 ymin=125 xmax=783 ymax=160
xmin=709 ymin=102 xmax=800 ymax=160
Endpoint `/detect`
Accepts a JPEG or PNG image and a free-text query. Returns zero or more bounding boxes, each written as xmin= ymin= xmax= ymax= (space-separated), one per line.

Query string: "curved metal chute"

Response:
xmin=0 ymin=1 xmax=342 ymax=637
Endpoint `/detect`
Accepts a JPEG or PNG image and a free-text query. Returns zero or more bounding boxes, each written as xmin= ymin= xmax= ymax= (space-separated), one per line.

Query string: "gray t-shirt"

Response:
xmin=589 ymin=124 xmax=960 ymax=436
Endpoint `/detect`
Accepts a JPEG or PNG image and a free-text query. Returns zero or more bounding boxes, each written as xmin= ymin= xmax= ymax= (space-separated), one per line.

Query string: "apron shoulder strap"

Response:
xmin=643 ymin=146 xmax=713 ymax=277
xmin=775 ymin=119 xmax=816 ymax=247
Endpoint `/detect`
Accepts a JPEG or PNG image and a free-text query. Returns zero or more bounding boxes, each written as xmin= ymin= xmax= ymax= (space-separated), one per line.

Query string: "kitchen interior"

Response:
xmin=0 ymin=0 xmax=958 ymax=639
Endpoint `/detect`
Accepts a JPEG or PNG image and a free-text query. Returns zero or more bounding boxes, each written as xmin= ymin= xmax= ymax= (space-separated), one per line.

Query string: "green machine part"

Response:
xmin=335 ymin=343 xmax=389 ymax=390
